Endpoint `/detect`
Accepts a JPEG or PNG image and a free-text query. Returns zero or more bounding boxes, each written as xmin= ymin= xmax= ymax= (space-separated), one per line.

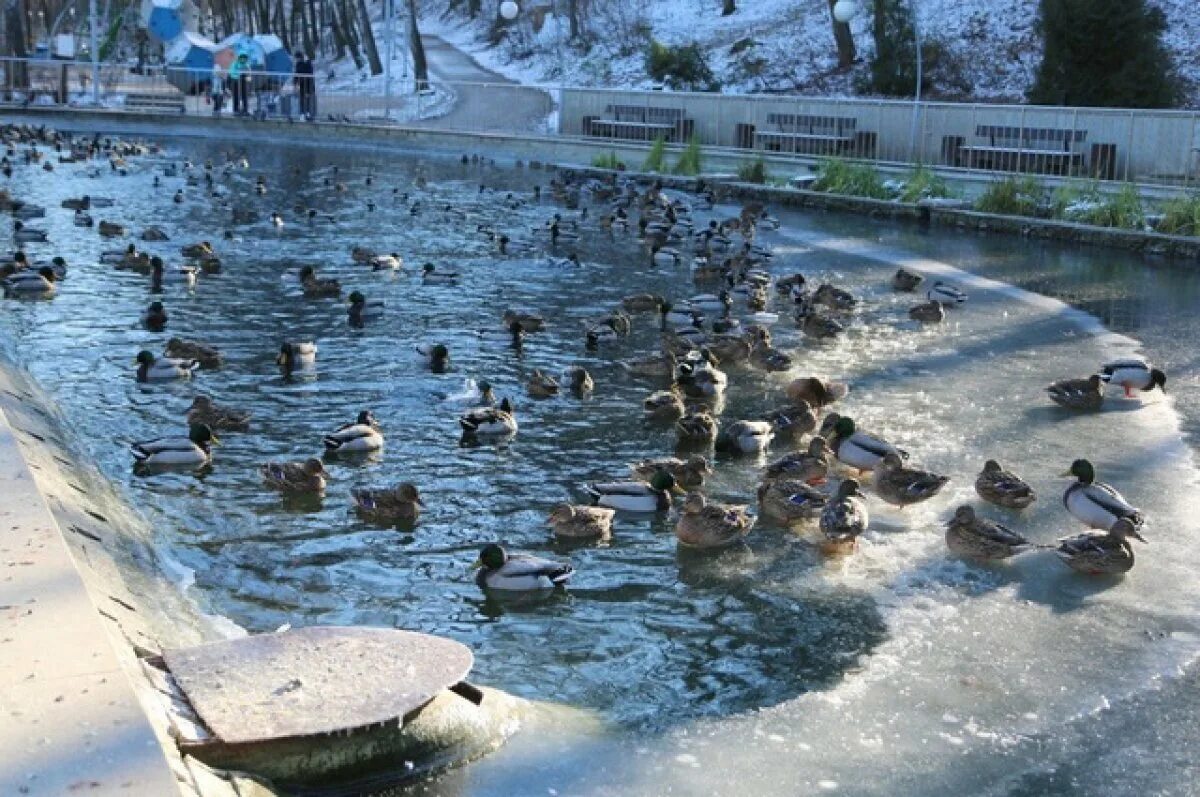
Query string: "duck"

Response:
xmin=2 ymin=265 xmax=56 ymax=296
xmin=460 ymin=398 xmax=518 ymax=436
xmin=797 ymin=304 xmax=844 ymax=339
xmin=142 ymin=301 xmax=168 ymax=329
xmin=674 ymin=360 xmax=727 ymax=398
xmin=873 ymin=452 xmax=949 ymax=507
xmin=135 ymin=350 xmax=198 ymax=382
xmin=567 ymin=366 xmax=594 ymax=395
xmin=165 ymin=338 xmax=222 ymax=369
xmin=715 ymin=420 xmax=775 ymax=454
xmin=893 ymin=268 xmax=924 ymax=292
xmin=757 ymin=479 xmax=827 ymax=525
xmin=348 ymin=291 xmax=384 ymax=326
xmin=1055 ymin=519 xmax=1146 ymax=575
xmin=97 ymin=220 xmax=125 ymax=237
xmin=750 ymin=346 xmax=793 ymax=373
xmin=527 ymin=369 xmax=560 ymax=398
xmin=1046 ymin=375 xmax=1104 ymax=411
xmin=299 ymin=265 xmax=341 ymax=297
xmin=908 ymin=300 xmax=945 ymax=324
xmin=416 ymin=343 xmax=450 ymax=372
xmin=585 ymin=469 xmax=683 ymax=512
xmin=352 ymin=483 xmax=425 ymax=523
xmin=502 ymin=309 xmax=545 ymax=333
xmin=1099 ymin=358 xmax=1166 ymax=398
xmin=473 ymin=544 xmax=574 ymax=591
xmin=822 ymin=414 xmax=906 ymax=472
xmin=323 ymin=410 xmax=384 ymax=453
xmin=1061 ymin=459 xmax=1144 ymax=532
xmin=180 ymin=241 xmax=214 ymax=259
xmin=945 ymin=506 xmax=1036 ymax=561
xmin=150 ymin=258 xmax=198 ymax=291
xmin=676 ymin=411 xmax=719 ymax=444
xmin=131 ymin=423 xmax=217 ymax=468
xmin=73 ymin=209 xmax=94 ymax=227
xmin=371 ymin=253 xmax=403 ymax=272
xmin=675 ymin=492 xmax=754 ymax=549
xmin=277 ymin=341 xmax=317 ymax=372
xmin=547 ymin=503 xmax=615 ymax=539
xmin=689 ymin=291 xmax=733 ymax=316
xmin=927 ymin=281 xmax=967 ymax=305
xmin=819 ymin=479 xmax=869 ymax=554
xmin=185 ymin=396 xmax=251 ymax=432
xmin=761 ymin=401 xmax=817 ymax=444
xmin=643 ymin=388 xmax=686 ymax=422
xmin=629 ymin=455 xmax=711 ymax=490
xmin=812 ymin=283 xmax=857 ymax=312
xmin=13 ymin=220 xmax=48 ymax=243
xmin=622 ymin=293 xmax=665 ymax=313
xmin=651 ymin=245 xmax=683 ymax=267
xmin=660 ymin=301 xmax=704 ymax=330
xmin=974 ymin=460 xmax=1036 ymax=509
xmin=260 ymin=459 xmax=327 ymax=494
xmin=763 ymin=437 xmax=831 ymax=485
xmin=422 ymin=263 xmax=459 ymax=284
xmin=351 ymin=246 xmax=377 ymax=264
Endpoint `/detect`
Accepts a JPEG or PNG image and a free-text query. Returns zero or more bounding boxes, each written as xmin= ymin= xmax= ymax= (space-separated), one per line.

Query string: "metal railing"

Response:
xmin=2 ymin=56 xmax=1198 ymax=191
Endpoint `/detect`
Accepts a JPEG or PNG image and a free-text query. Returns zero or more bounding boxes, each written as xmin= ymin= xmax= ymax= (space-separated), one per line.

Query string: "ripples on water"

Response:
xmin=4 ymin=137 xmax=1200 ymax=765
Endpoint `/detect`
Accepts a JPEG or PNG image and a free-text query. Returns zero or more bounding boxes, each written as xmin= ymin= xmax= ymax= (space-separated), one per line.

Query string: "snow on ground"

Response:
xmin=416 ymin=0 xmax=1198 ymax=107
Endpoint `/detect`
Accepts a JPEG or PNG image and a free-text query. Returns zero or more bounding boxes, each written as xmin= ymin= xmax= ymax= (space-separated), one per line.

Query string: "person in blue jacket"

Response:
xmin=229 ymin=53 xmax=250 ymax=116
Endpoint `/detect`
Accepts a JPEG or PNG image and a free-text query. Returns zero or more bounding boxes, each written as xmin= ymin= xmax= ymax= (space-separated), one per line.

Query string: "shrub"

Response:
xmin=673 ymin=134 xmax=703 ymax=176
xmin=737 ymin=157 xmax=768 ymax=184
xmin=1157 ymin=194 xmax=1200 ymax=236
xmin=811 ymin=158 xmax=890 ymax=199
xmin=592 ymin=152 xmax=625 ymax=170
xmin=1079 ymin=184 xmax=1145 ymax=230
xmin=642 ymin=135 xmax=667 ymax=172
xmin=975 ymin=176 xmax=1045 ymax=216
xmin=646 ymin=40 xmax=719 ymax=91
xmin=898 ymin=166 xmax=950 ymax=203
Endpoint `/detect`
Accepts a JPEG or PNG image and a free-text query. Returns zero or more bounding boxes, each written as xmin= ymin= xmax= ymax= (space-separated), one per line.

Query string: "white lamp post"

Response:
xmin=500 ymin=1 xmax=520 ymax=21
xmin=832 ymin=0 xmax=923 ymax=163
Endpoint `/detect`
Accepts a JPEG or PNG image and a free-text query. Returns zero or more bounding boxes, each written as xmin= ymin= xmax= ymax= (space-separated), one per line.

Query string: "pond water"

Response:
xmin=2 ymin=137 xmax=1199 ymax=796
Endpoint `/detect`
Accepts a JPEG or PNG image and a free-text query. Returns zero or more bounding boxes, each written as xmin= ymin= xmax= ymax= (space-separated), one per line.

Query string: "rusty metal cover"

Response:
xmin=163 ymin=626 xmax=473 ymax=744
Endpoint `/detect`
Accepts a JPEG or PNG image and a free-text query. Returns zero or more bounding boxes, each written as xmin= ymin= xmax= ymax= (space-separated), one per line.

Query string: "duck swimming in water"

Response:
xmin=352 ymin=482 xmax=425 ymax=523
xmin=131 ymin=423 xmax=217 ymax=468
xmin=323 ymin=410 xmax=384 ymax=453
xmin=135 ymin=350 xmax=199 ymax=382
xmin=473 ymin=544 xmax=574 ymax=591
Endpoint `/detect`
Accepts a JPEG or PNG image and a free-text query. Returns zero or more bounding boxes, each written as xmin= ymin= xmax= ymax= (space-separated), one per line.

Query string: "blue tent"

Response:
xmin=164 ymin=33 xmax=215 ymax=93
xmin=255 ymin=34 xmax=294 ymax=88
xmin=146 ymin=5 xmax=184 ymax=42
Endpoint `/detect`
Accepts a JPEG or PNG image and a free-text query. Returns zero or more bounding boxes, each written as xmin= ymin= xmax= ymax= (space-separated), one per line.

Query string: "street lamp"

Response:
xmin=833 ymin=0 xmax=923 ymax=162
xmin=500 ymin=2 xmax=520 ymax=21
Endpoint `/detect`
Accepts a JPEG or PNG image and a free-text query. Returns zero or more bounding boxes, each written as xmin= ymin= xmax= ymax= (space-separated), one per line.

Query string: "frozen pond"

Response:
xmin=2 ymin=137 xmax=1199 ymax=796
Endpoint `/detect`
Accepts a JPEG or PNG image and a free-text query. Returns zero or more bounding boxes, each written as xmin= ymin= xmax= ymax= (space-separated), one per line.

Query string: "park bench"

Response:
xmin=954 ymin=125 xmax=1088 ymax=176
xmin=583 ymin=104 xmax=694 ymax=142
xmin=735 ymin=113 xmax=876 ymax=158
xmin=123 ymin=92 xmax=187 ymax=114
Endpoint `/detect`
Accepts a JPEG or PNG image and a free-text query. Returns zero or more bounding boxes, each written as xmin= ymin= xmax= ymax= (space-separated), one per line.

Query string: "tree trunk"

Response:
xmin=356 ymin=0 xmax=383 ymax=74
xmin=828 ymin=0 xmax=855 ymax=69
xmin=721 ymin=0 xmax=736 ymax=16
xmin=568 ymin=0 xmax=580 ymax=38
xmin=5 ymin=0 xmax=30 ymax=89
xmin=467 ymin=0 xmax=480 ymax=19
xmin=406 ymin=0 xmax=427 ymax=88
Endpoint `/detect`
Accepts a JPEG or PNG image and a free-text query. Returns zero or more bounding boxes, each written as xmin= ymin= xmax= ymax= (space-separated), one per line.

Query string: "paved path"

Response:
xmin=412 ymin=35 xmax=554 ymax=134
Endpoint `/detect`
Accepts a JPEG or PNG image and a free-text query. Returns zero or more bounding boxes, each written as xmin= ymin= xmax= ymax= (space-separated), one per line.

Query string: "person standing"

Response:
xmin=210 ymin=63 xmax=226 ymax=116
xmin=295 ymin=53 xmax=315 ymax=121
xmin=229 ymin=53 xmax=250 ymax=116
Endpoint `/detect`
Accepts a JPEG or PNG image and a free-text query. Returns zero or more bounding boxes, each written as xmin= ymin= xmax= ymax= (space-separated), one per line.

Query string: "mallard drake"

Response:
xmin=1055 ymin=519 xmax=1146 ymax=575
xmin=2 ymin=265 xmax=56 ymax=296
xmin=676 ymin=411 xmax=719 ymax=444
xmin=422 ymin=263 xmax=459 ymax=284
xmin=762 ymin=401 xmax=817 ymax=444
xmin=324 ymin=410 xmax=384 ymax=453
xmin=622 ymin=293 xmax=664 ymax=313
xmin=352 ymin=483 xmax=424 ymax=522
xmin=460 ymin=398 xmax=518 ymax=436
xmin=764 ymin=437 xmax=831 ymax=485
xmin=812 ymin=283 xmax=857 ymax=311
xmin=975 ymin=460 xmax=1036 ymax=509
xmin=165 ymin=338 xmax=222 ymax=369
xmin=277 ymin=341 xmax=317 ymax=372
xmin=1047 ymin=375 xmax=1104 ymax=411
xmin=299 ymin=265 xmax=341 ymax=297
xmin=585 ymin=469 xmax=683 ymax=512
xmin=135 ymin=350 xmax=198 ymax=382
xmin=822 ymin=414 xmax=906 ymax=472
xmin=643 ymin=388 xmax=686 ymax=422
xmin=371 ymin=253 xmax=403 ymax=272
xmin=260 ymin=458 xmax=327 ymax=494
xmin=674 ymin=360 xmax=727 ymax=398
xmin=629 ymin=455 xmax=711 ymax=490
xmin=909 ymin=300 xmax=945 ymax=324
xmin=675 ymin=492 xmax=754 ymax=549
xmin=757 ymin=479 xmax=827 ymax=525
xmin=527 ymin=369 xmax=560 ymax=398
xmin=185 ymin=396 xmax=250 ymax=432
xmin=819 ymin=479 xmax=869 ymax=554
xmin=1099 ymin=358 xmax=1166 ymax=398
xmin=873 ymin=452 xmax=950 ymax=507
xmin=945 ymin=506 xmax=1036 ymax=560
xmin=131 ymin=423 xmax=217 ymax=468
xmin=416 ymin=343 xmax=450 ymax=372
xmin=547 ymin=503 xmax=615 ymax=539
xmin=503 ymin=309 xmax=545 ymax=333
xmin=73 ymin=210 xmax=94 ymax=227
xmin=715 ymin=420 xmax=775 ymax=454
xmin=893 ymin=268 xmax=924 ymax=292
xmin=142 ymin=301 xmax=168 ymax=329
xmin=348 ymin=291 xmax=384 ymax=326
xmin=567 ymin=366 xmax=594 ymax=395
xmin=473 ymin=544 xmax=574 ymax=591
xmin=1061 ymin=459 xmax=1144 ymax=532
xmin=927 ymin=281 xmax=967 ymax=305
xmin=651 ymin=245 xmax=683 ymax=267
xmin=13 ymin=220 xmax=48 ymax=243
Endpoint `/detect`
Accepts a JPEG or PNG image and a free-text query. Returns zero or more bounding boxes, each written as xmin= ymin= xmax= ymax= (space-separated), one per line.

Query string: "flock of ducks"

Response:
xmin=0 ymin=123 xmax=1169 ymax=593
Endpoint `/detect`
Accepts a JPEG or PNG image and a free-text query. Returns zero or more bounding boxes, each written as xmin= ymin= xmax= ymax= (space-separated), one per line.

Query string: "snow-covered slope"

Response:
xmin=420 ymin=0 xmax=1198 ymax=107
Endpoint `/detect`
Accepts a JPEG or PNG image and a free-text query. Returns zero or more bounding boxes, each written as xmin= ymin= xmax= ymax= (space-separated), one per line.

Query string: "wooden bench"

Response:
xmin=956 ymin=125 xmax=1087 ymax=175
xmin=123 ymin=92 xmax=186 ymax=114
xmin=736 ymin=114 xmax=875 ymax=158
xmin=583 ymin=104 xmax=694 ymax=142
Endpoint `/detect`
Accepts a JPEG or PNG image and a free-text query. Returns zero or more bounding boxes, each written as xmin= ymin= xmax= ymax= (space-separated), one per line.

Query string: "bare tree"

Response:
xmin=406 ymin=0 xmax=427 ymax=88
xmin=356 ymin=0 xmax=382 ymax=73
